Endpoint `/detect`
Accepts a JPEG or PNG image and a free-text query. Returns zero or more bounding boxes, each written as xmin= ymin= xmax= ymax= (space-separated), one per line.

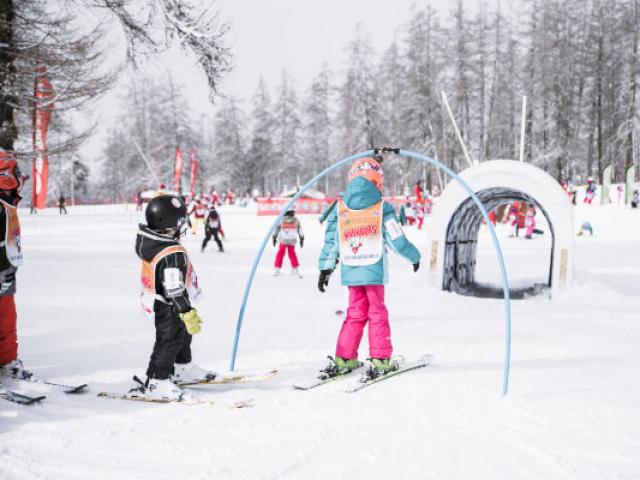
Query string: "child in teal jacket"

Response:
xmin=317 ymin=156 xmax=420 ymax=380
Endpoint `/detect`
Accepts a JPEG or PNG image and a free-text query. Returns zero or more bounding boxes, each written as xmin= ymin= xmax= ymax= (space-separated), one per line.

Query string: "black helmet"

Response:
xmin=146 ymin=195 xmax=187 ymax=232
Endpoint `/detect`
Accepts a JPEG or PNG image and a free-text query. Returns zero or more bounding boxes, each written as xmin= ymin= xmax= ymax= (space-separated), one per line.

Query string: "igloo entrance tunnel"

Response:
xmin=426 ymin=160 xmax=574 ymax=298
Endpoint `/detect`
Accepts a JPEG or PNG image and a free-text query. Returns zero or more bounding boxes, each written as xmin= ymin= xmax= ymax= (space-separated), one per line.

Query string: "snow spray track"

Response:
xmin=229 ymin=149 xmax=512 ymax=396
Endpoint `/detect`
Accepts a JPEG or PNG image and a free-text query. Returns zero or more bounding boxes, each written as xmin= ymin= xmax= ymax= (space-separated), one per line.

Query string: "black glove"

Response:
xmin=300 ymin=237 xmax=304 ymax=248
xmin=413 ymin=261 xmax=420 ymax=273
xmin=272 ymin=236 xmax=277 ymax=247
xmin=318 ymin=269 xmax=333 ymax=293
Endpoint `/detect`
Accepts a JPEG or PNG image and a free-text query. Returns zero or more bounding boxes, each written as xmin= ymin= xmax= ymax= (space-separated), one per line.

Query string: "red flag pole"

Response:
xmin=32 ymin=64 xmax=54 ymax=209
xmin=189 ymin=149 xmax=198 ymax=197
xmin=173 ymin=147 xmax=183 ymax=193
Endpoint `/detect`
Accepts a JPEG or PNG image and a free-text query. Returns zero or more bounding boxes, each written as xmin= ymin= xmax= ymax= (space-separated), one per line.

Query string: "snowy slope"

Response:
xmin=1 ymin=203 xmax=639 ymax=480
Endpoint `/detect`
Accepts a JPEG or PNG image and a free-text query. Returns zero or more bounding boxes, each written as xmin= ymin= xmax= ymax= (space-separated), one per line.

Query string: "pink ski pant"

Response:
xmin=336 ymin=285 xmax=392 ymax=359
xmin=274 ymin=244 xmax=299 ymax=268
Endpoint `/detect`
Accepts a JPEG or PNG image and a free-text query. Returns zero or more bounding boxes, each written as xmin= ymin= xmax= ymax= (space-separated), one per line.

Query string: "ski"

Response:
xmin=175 ymin=369 xmax=278 ymax=387
xmin=345 ymin=354 xmax=433 ymax=394
xmin=14 ymin=377 xmax=88 ymax=394
xmin=97 ymin=391 xmax=214 ymax=405
xmin=293 ymin=364 xmax=364 ymax=391
xmin=0 ymin=388 xmax=46 ymax=405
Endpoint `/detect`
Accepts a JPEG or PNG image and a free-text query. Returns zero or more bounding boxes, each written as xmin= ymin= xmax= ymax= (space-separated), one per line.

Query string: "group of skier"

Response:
xmin=186 ymin=196 xmax=226 ymax=253
xmin=135 ymin=153 xmax=418 ymax=400
xmin=2 ymin=150 xmax=421 ymax=402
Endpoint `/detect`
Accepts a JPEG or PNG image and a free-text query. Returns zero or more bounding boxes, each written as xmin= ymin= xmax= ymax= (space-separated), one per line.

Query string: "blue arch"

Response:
xmin=229 ymin=149 xmax=512 ymax=396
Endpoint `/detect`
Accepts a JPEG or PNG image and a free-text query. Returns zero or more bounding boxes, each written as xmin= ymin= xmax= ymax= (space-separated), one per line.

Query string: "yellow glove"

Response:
xmin=179 ymin=309 xmax=202 ymax=335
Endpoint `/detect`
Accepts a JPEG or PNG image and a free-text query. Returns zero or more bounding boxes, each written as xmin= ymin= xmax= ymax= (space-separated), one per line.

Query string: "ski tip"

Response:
xmin=64 ymin=384 xmax=88 ymax=394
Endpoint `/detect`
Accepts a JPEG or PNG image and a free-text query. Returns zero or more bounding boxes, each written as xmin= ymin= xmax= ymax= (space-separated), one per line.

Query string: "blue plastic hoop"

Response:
xmin=229 ymin=149 xmax=512 ymax=396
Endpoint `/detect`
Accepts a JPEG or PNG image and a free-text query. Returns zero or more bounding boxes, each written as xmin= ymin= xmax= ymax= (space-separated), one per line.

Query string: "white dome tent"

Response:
xmin=426 ymin=160 xmax=574 ymax=297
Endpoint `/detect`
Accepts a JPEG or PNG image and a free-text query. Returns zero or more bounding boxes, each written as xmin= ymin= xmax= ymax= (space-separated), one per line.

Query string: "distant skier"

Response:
xmin=201 ymin=207 xmax=225 ymax=252
xmin=272 ymin=209 xmax=304 ymax=277
xmin=58 ymin=194 xmax=67 ymax=214
xmin=188 ymin=196 xmax=206 ymax=234
xmin=135 ymin=191 xmax=144 ymax=211
xmin=398 ymin=203 xmax=407 ymax=226
xmin=0 ymin=149 xmax=34 ymax=382
xmin=508 ymin=202 xmax=525 ymax=237
xmin=210 ymin=188 xmax=219 ymax=206
xmin=317 ymin=156 xmax=420 ymax=381
xmin=135 ymin=194 xmax=212 ymax=401
xmin=632 ymin=190 xmax=639 ymax=208
xmin=404 ymin=201 xmax=416 ymax=225
xmin=524 ymin=205 xmax=536 ymax=239
xmin=416 ymin=203 xmax=425 ymax=230
xmin=413 ymin=180 xmax=423 ymax=204
xmin=616 ymin=184 xmax=624 ymax=205
xmin=584 ymin=178 xmax=597 ymax=204
xmin=578 ymin=221 xmax=594 ymax=236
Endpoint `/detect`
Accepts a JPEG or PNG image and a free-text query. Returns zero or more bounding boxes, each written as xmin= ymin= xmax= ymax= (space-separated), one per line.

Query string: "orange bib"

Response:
xmin=0 ymin=199 xmax=22 ymax=268
xmin=140 ymin=245 xmax=201 ymax=319
xmin=337 ymin=200 xmax=383 ymax=266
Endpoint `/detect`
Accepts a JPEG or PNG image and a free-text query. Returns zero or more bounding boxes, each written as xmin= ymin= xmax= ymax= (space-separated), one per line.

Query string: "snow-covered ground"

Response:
xmin=1 ymin=202 xmax=639 ymax=480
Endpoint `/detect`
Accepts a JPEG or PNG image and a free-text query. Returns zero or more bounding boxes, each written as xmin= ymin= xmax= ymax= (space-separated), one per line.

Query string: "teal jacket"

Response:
xmin=318 ymin=177 xmax=420 ymax=286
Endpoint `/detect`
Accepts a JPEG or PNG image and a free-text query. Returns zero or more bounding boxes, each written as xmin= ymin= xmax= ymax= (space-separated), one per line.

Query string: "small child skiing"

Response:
xmin=631 ymin=190 xmax=639 ymax=209
xmin=584 ymin=178 xmax=597 ymax=204
xmin=404 ymin=201 xmax=416 ymax=225
xmin=524 ymin=205 xmax=536 ymax=239
xmin=317 ymin=156 xmax=420 ymax=381
xmin=0 ymin=150 xmax=34 ymax=382
xmin=135 ymin=194 xmax=212 ymax=401
xmin=272 ymin=209 xmax=304 ymax=277
xmin=202 ymin=206 xmax=225 ymax=252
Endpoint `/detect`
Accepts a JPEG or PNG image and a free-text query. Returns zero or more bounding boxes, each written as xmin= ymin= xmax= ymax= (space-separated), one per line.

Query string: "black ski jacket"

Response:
xmin=135 ymin=225 xmax=192 ymax=314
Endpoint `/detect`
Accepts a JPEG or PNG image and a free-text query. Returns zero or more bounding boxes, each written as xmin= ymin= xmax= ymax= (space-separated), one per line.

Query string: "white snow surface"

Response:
xmin=1 ymin=203 xmax=639 ymax=480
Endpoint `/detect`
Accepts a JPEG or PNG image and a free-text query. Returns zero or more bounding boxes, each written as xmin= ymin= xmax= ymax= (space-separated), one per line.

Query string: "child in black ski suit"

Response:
xmin=135 ymin=194 xmax=213 ymax=400
xmin=201 ymin=207 xmax=225 ymax=252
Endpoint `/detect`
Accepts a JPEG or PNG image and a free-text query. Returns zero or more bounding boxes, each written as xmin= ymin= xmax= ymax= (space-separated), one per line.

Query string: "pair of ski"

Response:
xmin=293 ymin=354 xmax=433 ymax=393
xmin=98 ymin=369 xmax=278 ymax=405
xmin=0 ymin=379 xmax=88 ymax=405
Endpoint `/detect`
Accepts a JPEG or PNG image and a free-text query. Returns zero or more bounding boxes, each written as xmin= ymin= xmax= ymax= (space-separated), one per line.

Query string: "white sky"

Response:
xmin=84 ymin=0 xmax=460 ymax=162
xmin=215 ymin=0 xmax=453 ymax=99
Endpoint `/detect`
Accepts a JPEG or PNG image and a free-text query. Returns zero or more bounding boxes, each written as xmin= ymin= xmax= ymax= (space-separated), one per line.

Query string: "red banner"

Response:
xmin=32 ymin=64 xmax=54 ymax=209
xmin=256 ymin=196 xmax=424 ymax=216
xmin=189 ymin=149 xmax=198 ymax=196
xmin=173 ymin=148 xmax=183 ymax=192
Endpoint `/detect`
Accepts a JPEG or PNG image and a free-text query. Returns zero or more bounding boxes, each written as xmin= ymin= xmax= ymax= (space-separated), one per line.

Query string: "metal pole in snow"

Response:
xmin=519 ymin=96 xmax=527 ymax=162
xmin=441 ymin=91 xmax=474 ymax=168
xmin=131 ymin=137 xmax=161 ymax=186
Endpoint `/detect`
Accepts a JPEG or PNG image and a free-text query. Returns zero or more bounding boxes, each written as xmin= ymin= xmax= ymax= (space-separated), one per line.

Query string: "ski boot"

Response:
xmin=318 ymin=356 xmax=362 ymax=380
xmin=273 ymin=268 xmax=281 ymax=276
xmin=292 ymin=268 xmax=302 ymax=278
xmin=172 ymin=362 xmax=217 ymax=384
xmin=0 ymin=359 xmax=35 ymax=381
xmin=144 ymin=377 xmax=183 ymax=401
xmin=363 ymin=358 xmax=399 ymax=382
xmin=218 ymin=245 xmax=224 ymax=253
